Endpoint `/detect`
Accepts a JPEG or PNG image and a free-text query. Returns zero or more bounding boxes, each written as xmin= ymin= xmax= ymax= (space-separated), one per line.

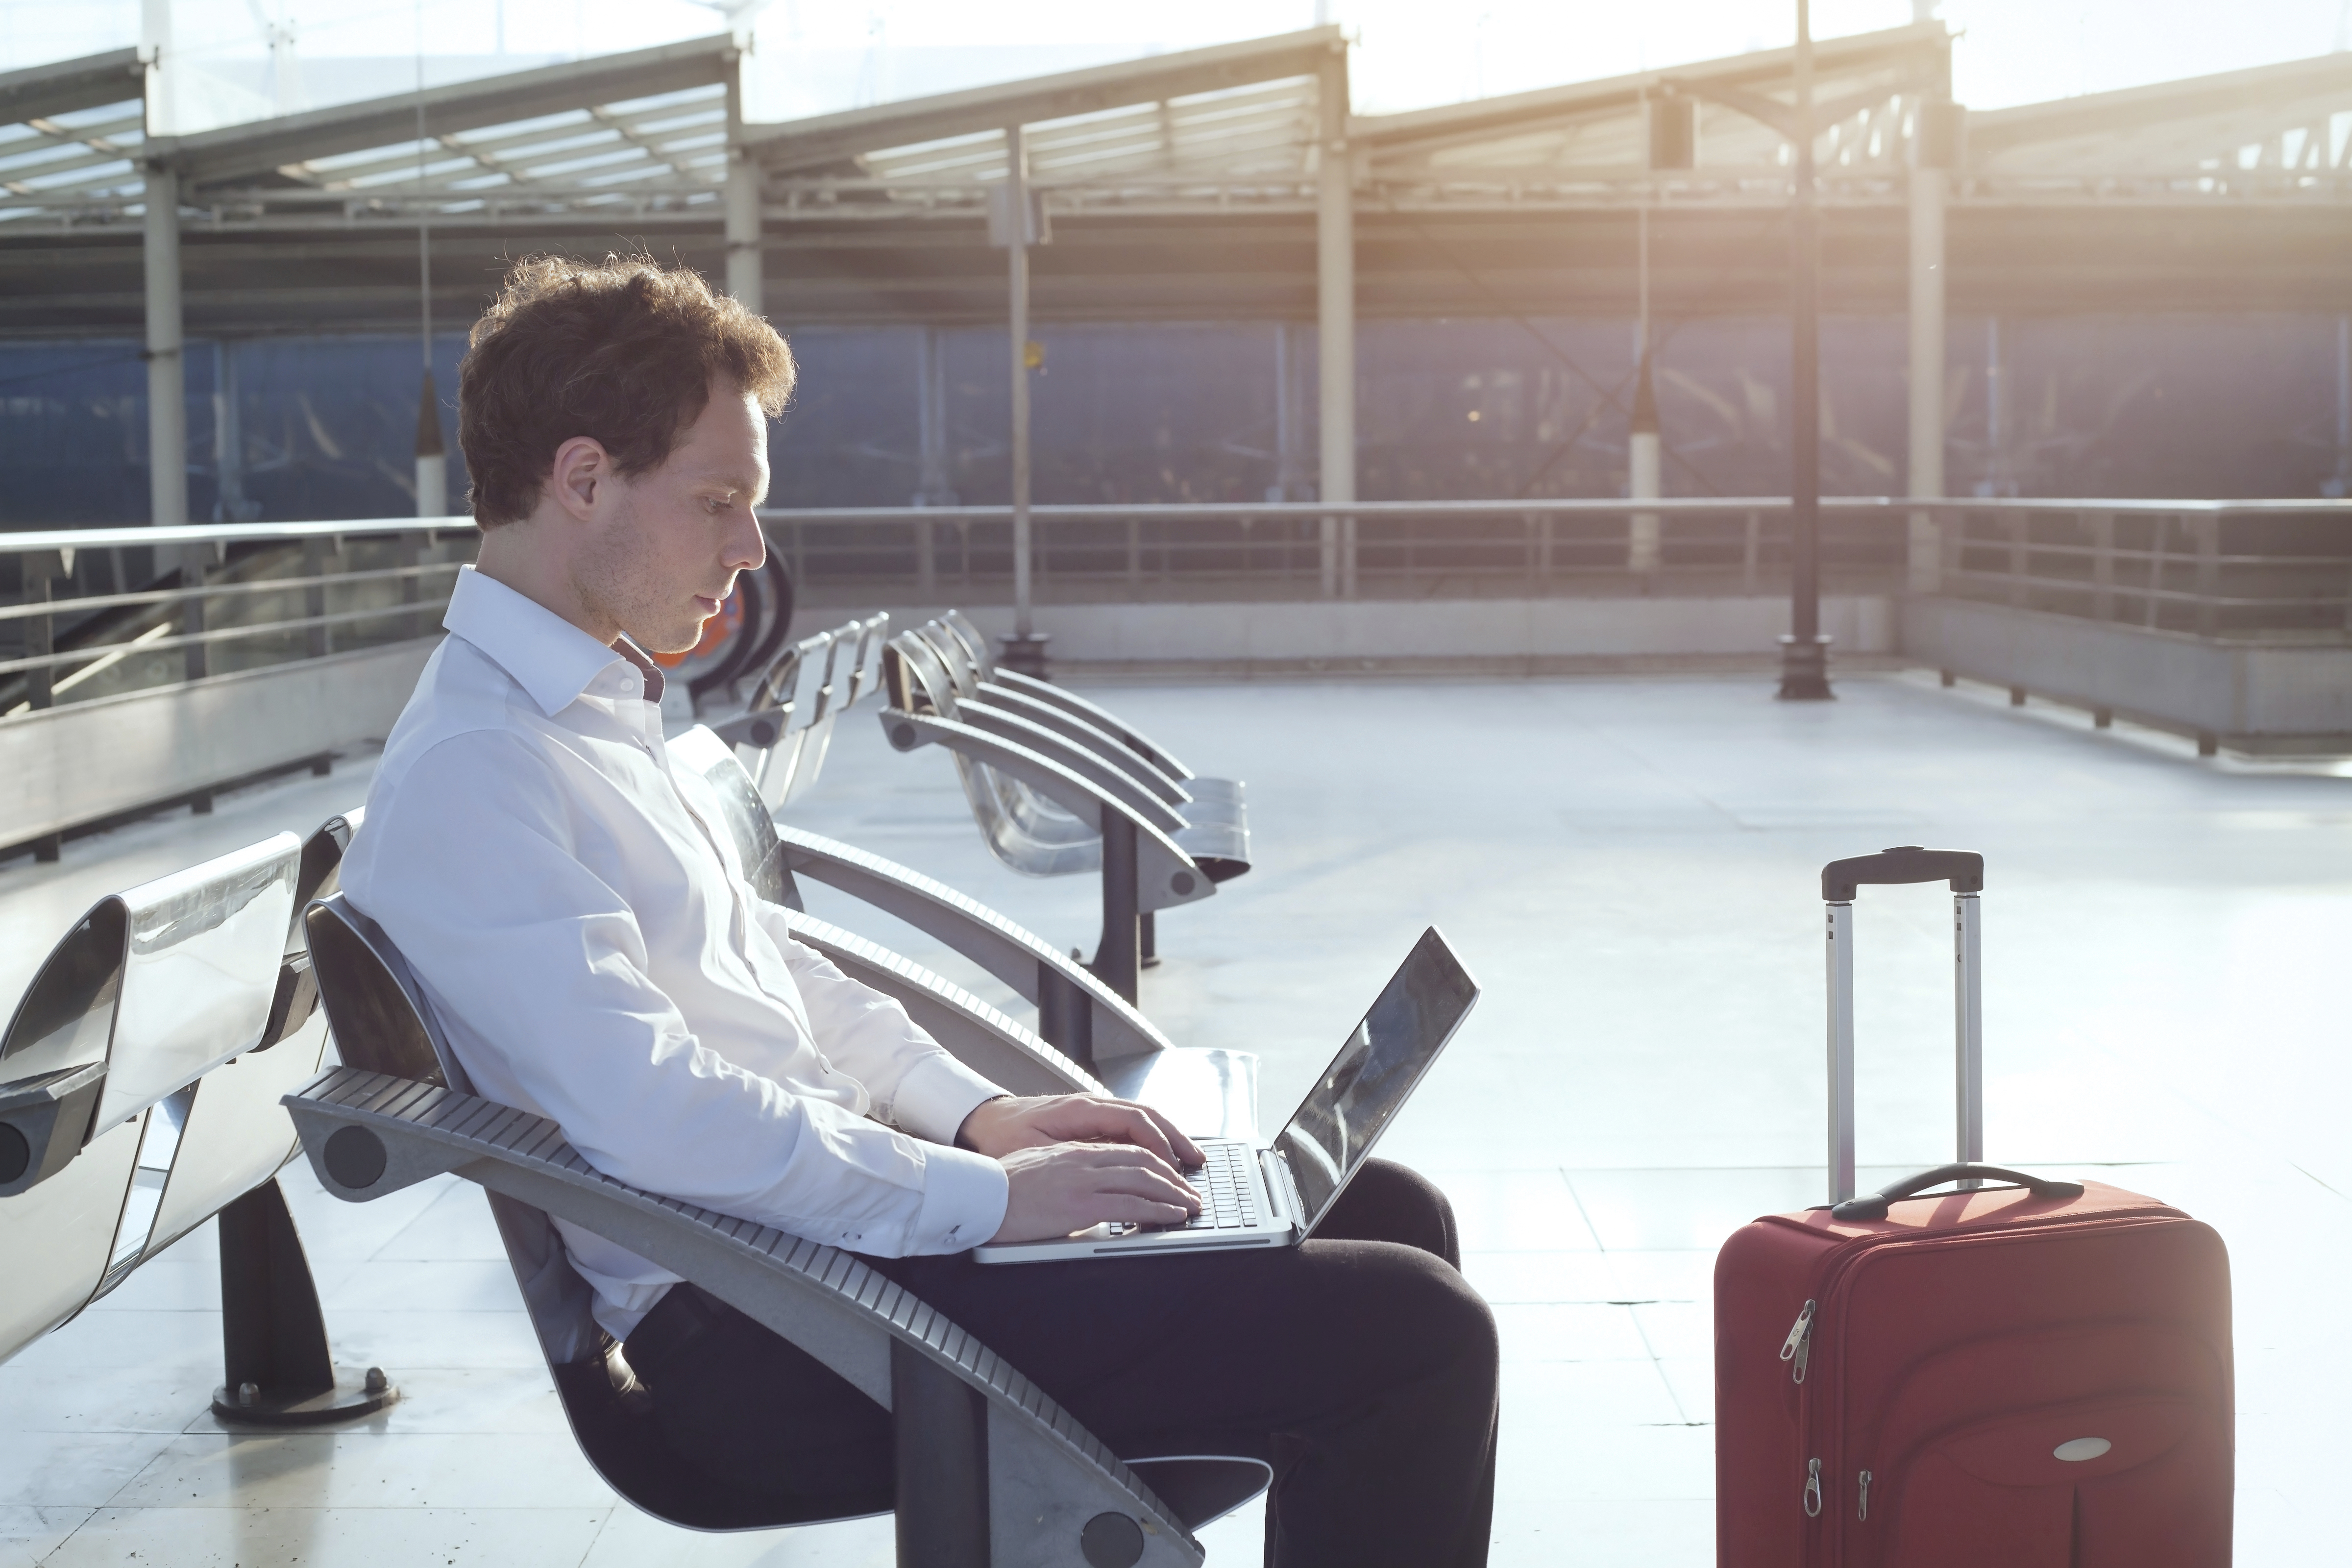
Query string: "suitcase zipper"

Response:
xmin=1803 ymin=1457 xmax=1823 ymax=1518
xmin=1780 ymin=1298 xmax=1817 ymax=1383
xmin=1856 ymin=1469 xmax=1870 ymax=1520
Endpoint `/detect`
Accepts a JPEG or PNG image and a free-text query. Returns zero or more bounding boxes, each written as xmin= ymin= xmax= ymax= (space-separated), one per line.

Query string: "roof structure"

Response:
xmin=0 ymin=22 xmax=2346 ymax=340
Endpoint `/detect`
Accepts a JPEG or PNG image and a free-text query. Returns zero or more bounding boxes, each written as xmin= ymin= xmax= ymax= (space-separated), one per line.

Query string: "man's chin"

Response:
xmin=632 ymin=619 xmax=705 ymax=658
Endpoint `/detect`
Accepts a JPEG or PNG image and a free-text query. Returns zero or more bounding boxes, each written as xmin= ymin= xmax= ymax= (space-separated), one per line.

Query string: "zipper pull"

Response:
xmin=1803 ymin=1457 xmax=1823 ymax=1519
xmin=1857 ymin=1469 xmax=1872 ymax=1521
xmin=1779 ymin=1299 xmax=1817 ymax=1384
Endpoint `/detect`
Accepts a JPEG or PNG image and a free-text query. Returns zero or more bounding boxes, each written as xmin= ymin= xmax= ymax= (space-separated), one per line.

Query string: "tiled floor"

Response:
xmin=4 ymin=668 xmax=2348 ymax=1564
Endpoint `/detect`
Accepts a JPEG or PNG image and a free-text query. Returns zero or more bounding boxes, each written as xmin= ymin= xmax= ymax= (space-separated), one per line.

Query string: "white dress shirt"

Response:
xmin=343 ymin=566 xmax=1010 ymax=1340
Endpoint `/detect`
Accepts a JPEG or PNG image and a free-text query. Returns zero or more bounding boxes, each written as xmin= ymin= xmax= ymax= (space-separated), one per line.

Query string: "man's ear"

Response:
xmin=547 ymin=436 xmax=611 ymax=522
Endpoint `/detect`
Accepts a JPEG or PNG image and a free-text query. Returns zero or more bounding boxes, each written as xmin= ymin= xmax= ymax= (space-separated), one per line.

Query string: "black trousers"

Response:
xmin=626 ymin=1159 xmax=1498 ymax=1568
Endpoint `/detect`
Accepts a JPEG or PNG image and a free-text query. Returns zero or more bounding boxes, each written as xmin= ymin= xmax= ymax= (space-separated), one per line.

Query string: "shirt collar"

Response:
xmin=442 ymin=564 xmax=666 ymax=716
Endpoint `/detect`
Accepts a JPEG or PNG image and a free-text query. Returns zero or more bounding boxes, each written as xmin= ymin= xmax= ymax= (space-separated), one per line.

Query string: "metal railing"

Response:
xmin=1922 ymin=499 xmax=2352 ymax=640
xmin=758 ymin=497 xmax=1915 ymax=604
xmin=9 ymin=497 xmax=2351 ymax=723
xmin=2 ymin=519 xmax=476 ymax=716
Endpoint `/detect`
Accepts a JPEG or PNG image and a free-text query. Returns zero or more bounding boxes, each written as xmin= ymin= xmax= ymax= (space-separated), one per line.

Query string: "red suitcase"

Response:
xmin=1715 ymin=848 xmax=2233 ymax=1568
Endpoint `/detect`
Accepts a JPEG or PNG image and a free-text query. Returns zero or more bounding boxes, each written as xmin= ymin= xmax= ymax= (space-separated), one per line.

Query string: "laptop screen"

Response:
xmin=1272 ymin=927 xmax=1479 ymax=1232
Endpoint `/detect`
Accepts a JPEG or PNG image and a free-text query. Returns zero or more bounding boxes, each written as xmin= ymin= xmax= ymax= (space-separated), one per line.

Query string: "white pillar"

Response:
xmin=725 ymin=70 xmax=763 ymax=314
xmin=915 ymin=325 xmax=954 ymax=506
xmin=415 ymin=369 xmax=447 ymax=517
xmin=1007 ymin=124 xmax=1034 ymax=641
xmin=144 ymin=161 xmax=186 ymax=530
xmin=1315 ymin=48 xmax=1356 ymax=597
xmin=1907 ymin=164 xmax=1947 ymax=592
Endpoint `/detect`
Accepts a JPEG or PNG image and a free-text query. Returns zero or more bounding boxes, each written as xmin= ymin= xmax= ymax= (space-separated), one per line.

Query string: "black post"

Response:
xmin=1778 ymin=0 xmax=1834 ymax=701
xmin=213 ymin=1178 xmax=396 ymax=1425
xmin=1139 ymin=910 xmax=1157 ymax=970
xmin=892 ymin=1340 xmax=990 ymax=1568
xmin=1089 ymin=813 xmax=1141 ymax=1006
xmin=1035 ymin=960 xmax=1096 ymax=1075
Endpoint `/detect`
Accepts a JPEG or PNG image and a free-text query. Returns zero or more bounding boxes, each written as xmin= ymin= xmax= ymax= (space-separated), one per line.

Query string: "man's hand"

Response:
xmin=989 ymin=1142 xmax=1202 ymax=1244
xmin=957 ymin=1094 xmax=1209 ymax=1245
xmin=957 ymin=1093 xmax=1204 ymax=1170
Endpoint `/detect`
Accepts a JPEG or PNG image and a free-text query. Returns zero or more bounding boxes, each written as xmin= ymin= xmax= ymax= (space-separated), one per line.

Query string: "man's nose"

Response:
xmin=727 ymin=506 xmax=766 ymax=572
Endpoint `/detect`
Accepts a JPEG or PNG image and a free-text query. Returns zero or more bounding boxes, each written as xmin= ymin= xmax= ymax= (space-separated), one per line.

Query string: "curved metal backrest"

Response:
xmin=112 ymin=837 xmax=304 ymax=1133
xmin=940 ymin=609 xmax=993 ymax=679
xmin=836 ymin=612 xmax=891 ymax=711
xmin=290 ymin=808 xmax=362 ymax=952
xmin=923 ymin=617 xmax=985 ymax=701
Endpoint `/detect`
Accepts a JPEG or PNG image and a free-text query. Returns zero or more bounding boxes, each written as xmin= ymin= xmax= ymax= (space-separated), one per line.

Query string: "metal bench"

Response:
xmin=874 ymin=634 xmax=1219 ymax=1004
xmin=716 ymin=612 xmax=892 ymax=811
xmin=667 ymin=725 xmax=1255 ymax=1142
xmin=292 ymin=893 xmax=1268 ymax=1563
xmin=0 ymin=813 xmax=393 ymax=1423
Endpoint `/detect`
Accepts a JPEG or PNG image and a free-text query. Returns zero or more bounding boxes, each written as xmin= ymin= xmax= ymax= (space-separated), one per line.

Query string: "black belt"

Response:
xmin=620 ymin=1282 xmax=739 ymax=1386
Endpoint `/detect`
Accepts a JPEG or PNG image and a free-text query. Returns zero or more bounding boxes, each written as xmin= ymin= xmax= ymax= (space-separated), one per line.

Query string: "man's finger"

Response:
xmin=1084 ymin=1161 xmax=1202 ymax=1213
xmin=1140 ymin=1104 xmax=1203 ymax=1167
xmin=1103 ymin=1102 xmax=1177 ymax=1164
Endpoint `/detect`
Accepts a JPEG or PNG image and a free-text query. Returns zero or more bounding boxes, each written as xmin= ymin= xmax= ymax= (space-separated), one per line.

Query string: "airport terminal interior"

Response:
xmin=5 ymin=4 xmax=2352 ymax=1565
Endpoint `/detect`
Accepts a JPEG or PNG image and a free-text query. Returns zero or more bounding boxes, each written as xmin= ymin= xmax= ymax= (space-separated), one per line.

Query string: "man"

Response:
xmin=344 ymin=254 xmax=1497 ymax=1566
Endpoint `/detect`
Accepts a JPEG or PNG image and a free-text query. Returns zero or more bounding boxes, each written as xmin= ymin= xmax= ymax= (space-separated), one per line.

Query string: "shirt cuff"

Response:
xmin=890 ymin=1050 xmax=1008 ymax=1147
xmin=913 ymin=1140 xmax=1010 ymax=1254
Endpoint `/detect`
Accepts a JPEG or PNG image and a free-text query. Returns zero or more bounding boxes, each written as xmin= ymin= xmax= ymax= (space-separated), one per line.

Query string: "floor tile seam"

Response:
xmin=1620 ymin=1296 xmax=1697 ymax=1427
xmin=1553 ymin=1167 xmax=1610 ymax=1255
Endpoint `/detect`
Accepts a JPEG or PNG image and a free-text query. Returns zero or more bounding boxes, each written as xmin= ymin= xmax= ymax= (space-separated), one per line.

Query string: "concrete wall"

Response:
xmin=1906 ymin=598 xmax=2352 ymax=752
xmin=838 ymin=594 xmax=1897 ymax=672
xmin=1 ymin=640 xmax=438 ymax=849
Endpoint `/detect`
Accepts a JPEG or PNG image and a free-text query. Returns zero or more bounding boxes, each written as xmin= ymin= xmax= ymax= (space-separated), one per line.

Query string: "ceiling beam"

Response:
xmin=148 ymin=34 xmax=736 ymax=187
xmin=740 ymin=25 xmax=1342 ymax=172
xmin=1971 ymin=50 xmax=2352 ymax=158
xmin=0 ymin=49 xmax=145 ymax=127
xmin=1349 ymin=21 xmax=1943 ymax=152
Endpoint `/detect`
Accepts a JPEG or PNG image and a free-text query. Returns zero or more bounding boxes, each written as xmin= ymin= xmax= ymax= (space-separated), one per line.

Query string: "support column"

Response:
xmin=213 ymin=343 xmax=255 ymax=523
xmin=1777 ymin=1 xmax=1831 ymax=700
xmin=1907 ymin=163 xmax=1946 ymax=593
xmin=915 ymin=326 xmax=954 ymax=506
xmin=1315 ymin=47 xmax=1356 ymax=597
xmin=1628 ymin=354 xmax=1661 ymax=577
xmin=414 ymin=370 xmax=446 ymax=518
xmin=1273 ymin=321 xmax=1311 ymax=505
xmin=1004 ymin=123 xmax=1044 ymax=671
xmin=725 ymin=62 xmax=764 ymax=314
xmin=2330 ymin=315 xmax=2350 ymax=498
xmin=144 ymin=161 xmax=187 ymax=531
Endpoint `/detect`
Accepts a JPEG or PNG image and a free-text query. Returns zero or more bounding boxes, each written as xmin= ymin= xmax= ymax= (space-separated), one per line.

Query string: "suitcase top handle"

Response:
xmin=1822 ymin=846 xmax=1984 ymax=903
xmin=1830 ymin=1162 xmax=2083 ymax=1222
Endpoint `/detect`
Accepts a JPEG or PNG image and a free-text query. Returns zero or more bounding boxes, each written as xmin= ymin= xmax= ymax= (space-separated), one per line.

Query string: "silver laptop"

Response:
xmin=973 ymin=927 xmax=1479 ymax=1263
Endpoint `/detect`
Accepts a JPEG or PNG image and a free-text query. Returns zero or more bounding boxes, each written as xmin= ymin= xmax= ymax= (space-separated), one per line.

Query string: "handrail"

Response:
xmin=1 ymin=516 xmax=475 ymax=555
xmin=5 ymin=497 xmax=2351 ymax=558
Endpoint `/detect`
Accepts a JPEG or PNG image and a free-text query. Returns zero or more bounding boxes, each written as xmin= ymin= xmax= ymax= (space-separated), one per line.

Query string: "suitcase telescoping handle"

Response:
xmin=1820 ymin=848 xmax=1986 ymax=1206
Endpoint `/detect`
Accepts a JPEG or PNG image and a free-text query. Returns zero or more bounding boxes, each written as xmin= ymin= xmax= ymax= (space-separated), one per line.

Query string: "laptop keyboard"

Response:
xmin=1173 ymin=1142 xmax=1260 ymax=1230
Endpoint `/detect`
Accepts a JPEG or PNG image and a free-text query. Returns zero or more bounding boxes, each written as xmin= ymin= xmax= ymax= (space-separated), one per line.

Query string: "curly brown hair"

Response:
xmin=457 ymin=254 xmax=796 ymax=527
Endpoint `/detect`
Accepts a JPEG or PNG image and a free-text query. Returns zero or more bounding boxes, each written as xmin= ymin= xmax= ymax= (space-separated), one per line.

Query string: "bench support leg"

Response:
xmin=1089 ymin=814 xmax=1142 ymax=1007
xmin=893 ymin=1340 xmax=990 ymax=1568
xmin=213 ymin=1178 xmax=398 ymax=1426
xmin=1036 ymin=961 xmax=1097 ymax=1076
